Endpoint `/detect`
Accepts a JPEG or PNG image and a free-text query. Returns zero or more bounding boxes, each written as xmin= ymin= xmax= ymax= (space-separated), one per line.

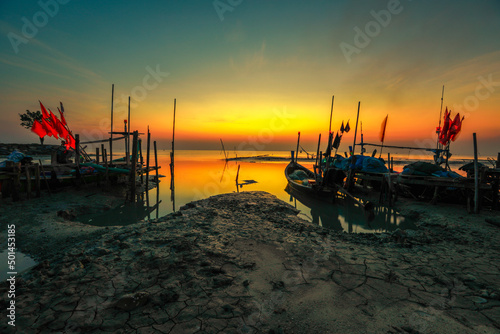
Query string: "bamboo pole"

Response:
xmin=328 ymin=95 xmax=334 ymax=133
xmin=146 ymin=127 xmax=151 ymax=192
xmin=127 ymin=96 xmax=131 ymax=168
xmin=236 ymin=164 xmax=241 ymax=192
xmin=139 ymin=139 xmax=143 ymax=185
xmin=352 ymin=102 xmax=361 ymax=156
xmin=436 ymin=85 xmax=445 ymax=151
xmin=104 ymin=148 xmax=109 ymax=183
xmin=130 ymin=131 xmax=139 ymax=202
xmin=473 ymin=133 xmax=479 ymax=214
xmin=315 ymin=133 xmax=321 ymax=179
xmin=110 ymin=84 xmax=114 ymax=164
xmin=295 ymin=132 xmax=301 ymax=163
xmin=170 ymin=99 xmax=176 ymax=191
xmin=154 ymin=140 xmax=159 ymax=181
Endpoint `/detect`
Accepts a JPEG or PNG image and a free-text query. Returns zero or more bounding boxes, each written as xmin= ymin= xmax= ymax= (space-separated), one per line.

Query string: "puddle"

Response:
xmin=0 ymin=250 xmax=37 ymax=281
xmin=77 ymin=199 xmax=160 ymax=226
xmin=286 ymin=186 xmax=417 ymax=233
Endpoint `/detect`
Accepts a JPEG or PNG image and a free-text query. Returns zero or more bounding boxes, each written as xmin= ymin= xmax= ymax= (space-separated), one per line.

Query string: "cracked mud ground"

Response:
xmin=1 ymin=190 xmax=500 ymax=333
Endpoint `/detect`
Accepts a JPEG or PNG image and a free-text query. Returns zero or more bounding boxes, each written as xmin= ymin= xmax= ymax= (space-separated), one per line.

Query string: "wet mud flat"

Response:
xmin=1 ymin=191 xmax=500 ymax=333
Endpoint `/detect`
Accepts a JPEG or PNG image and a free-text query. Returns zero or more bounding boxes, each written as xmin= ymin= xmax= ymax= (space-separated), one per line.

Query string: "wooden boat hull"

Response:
xmin=285 ymin=161 xmax=335 ymax=200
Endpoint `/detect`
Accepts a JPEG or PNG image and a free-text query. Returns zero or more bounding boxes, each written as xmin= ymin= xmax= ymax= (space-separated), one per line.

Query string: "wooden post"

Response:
xmin=473 ymin=133 xmax=479 ymax=214
xmin=146 ymin=127 xmax=151 ymax=192
xmin=108 ymin=138 xmax=113 ymax=166
xmin=103 ymin=148 xmax=109 ymax=183
xmin=235 ymin=164 xmax=241 ymax=192
xmin=170 ymin=99 xmax=176 ymax=191
xmin=315 ymin=133 xmax=321 ymax=179
xmin=34 ymin=163 xmax=40 ymax=197
xmin=25 ymin=165 xmax=31 ymax=199
xmin=96 ymin=147 xmax=100 ymax=163
xmin=139 ymin=139 xmax=143 ymax=185
xmin=101 ymin=144 xmax=105 ymax=163
xmin=110 ymin=84 xmax=114 ymax=165
xmin=328 ymin=95 xmax=334 ymax=133
xmin=154 ymin=140 xmax=159 ymax=182
xmin=127 ymin=96 xmax=131 ymax=168
xmin=295 ymin=132 xmax=301 ymax=163
xmin=391 ymin=157 xmax=394 ymax=173
xmin=75 ymin=134 xmax=81 ymax=181
xmin=496 ymin=152 xmax=500 ymax=169
xmin=130 ymin=131 xmax=139 ymax=202
xmin=352 ymin=101 xmax=361 ymax=156
xmin=387 ymin=153 xmax=391 ymax=171
xmin=346 ymin=102 xmax=361 ymax=190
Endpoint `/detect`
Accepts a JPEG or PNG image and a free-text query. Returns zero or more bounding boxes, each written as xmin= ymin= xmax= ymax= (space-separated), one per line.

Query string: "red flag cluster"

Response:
xmin=30 ymin=101 xmax=75 ymax=150
xmin=438 ymin=107 xmax=464 ymax=146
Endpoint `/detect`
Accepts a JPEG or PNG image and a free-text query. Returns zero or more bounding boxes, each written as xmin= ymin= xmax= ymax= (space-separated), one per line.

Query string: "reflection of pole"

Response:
xmin=235 ymin=164 xmax=241 ymax=192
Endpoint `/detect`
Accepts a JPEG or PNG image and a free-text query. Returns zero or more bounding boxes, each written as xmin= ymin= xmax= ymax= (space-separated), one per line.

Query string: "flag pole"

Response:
xmin=328 ymin=95 xmax=334 ymax=133
xmin=352 ymin=102 xmax=360 ymax=156
xmin=436 ymin=85 xmax=445 ymax=151
xmin=110 ymin=84 xmax=114 ymax=166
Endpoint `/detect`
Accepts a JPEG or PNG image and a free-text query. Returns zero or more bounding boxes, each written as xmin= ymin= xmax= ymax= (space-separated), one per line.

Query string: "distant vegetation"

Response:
xmin=19 ymin=110 xmax=44 ymax=145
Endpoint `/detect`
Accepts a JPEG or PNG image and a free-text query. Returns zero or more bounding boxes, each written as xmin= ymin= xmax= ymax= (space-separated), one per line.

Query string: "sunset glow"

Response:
xmin=1 ymin=1 xmax=499 ymax=156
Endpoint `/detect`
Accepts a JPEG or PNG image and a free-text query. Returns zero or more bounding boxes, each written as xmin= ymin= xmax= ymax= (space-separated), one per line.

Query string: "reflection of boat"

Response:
xmin=285 ymin=184 xmax=414 ymax=233
xmin=285 ymin=161 xmax=335 ymax=200
xmin=285 ymin=184 xmax=343 ymax=231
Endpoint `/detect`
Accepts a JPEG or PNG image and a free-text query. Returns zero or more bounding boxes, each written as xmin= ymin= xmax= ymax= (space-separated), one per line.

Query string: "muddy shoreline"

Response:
xmin=1 ymin=189 xmax=500 ymax=333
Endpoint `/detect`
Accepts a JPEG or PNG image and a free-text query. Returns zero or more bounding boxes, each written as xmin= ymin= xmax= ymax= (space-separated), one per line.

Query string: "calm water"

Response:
xmin=80 ymin=150 xmax=418 ymax=233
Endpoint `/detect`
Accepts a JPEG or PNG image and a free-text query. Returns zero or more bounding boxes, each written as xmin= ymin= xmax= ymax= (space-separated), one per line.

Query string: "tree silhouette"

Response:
xmin=19 ymin=110 xmax=44 ymax=145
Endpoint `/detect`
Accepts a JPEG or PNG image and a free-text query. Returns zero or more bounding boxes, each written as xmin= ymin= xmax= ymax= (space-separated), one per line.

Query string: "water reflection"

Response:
xmin=78 ymin=196 xmax=161 ymax=226
xmin=285 ymin=185 xmax=415 ymax=233
xmin=82 ymin=151 xmax=416 ymax=233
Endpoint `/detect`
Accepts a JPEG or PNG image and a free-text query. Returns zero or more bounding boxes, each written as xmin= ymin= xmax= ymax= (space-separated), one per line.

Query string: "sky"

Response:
xmin=0 ymin=0 xmax=499 ymax=157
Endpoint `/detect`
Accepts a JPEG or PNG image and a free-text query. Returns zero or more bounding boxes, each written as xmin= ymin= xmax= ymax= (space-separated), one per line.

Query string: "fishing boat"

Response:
xmin=284 ymin=161 xmax=336 ymax=200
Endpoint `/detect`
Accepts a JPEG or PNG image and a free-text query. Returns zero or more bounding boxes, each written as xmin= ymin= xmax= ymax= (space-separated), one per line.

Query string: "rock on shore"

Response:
xmin=1 ymin=191 xmax=500 ymax=333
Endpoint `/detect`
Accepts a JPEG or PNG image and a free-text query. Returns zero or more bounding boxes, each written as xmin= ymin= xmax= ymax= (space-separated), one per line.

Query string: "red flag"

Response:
xmin=41 ymin=118 xmax=55 ymax=137
xmin=31 ymin=120 xmax=47 ymax=138
xmin=66 ymin=133 xmax=76 ymax=149
xmin=58 ymin=107 xmax=67 ymax=126
xmin=39 ymin=101 xmax=50 ymax=120
xmin=439 ymin=108 xmax=451 ymax=145
xmin=379 ymin=115 xmax=388 ymax=142
xmin=448 ymin=114 xmax=464 ymax=142
xmin=340 ymin=121 xmax=345 ymax=133
xmin=345 ymin=120 xmax=351 ymax=133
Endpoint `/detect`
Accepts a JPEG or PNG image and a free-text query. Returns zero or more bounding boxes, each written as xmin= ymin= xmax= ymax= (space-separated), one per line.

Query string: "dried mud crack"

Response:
xmin=1 ymin=191 xmax=500 ymax=333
